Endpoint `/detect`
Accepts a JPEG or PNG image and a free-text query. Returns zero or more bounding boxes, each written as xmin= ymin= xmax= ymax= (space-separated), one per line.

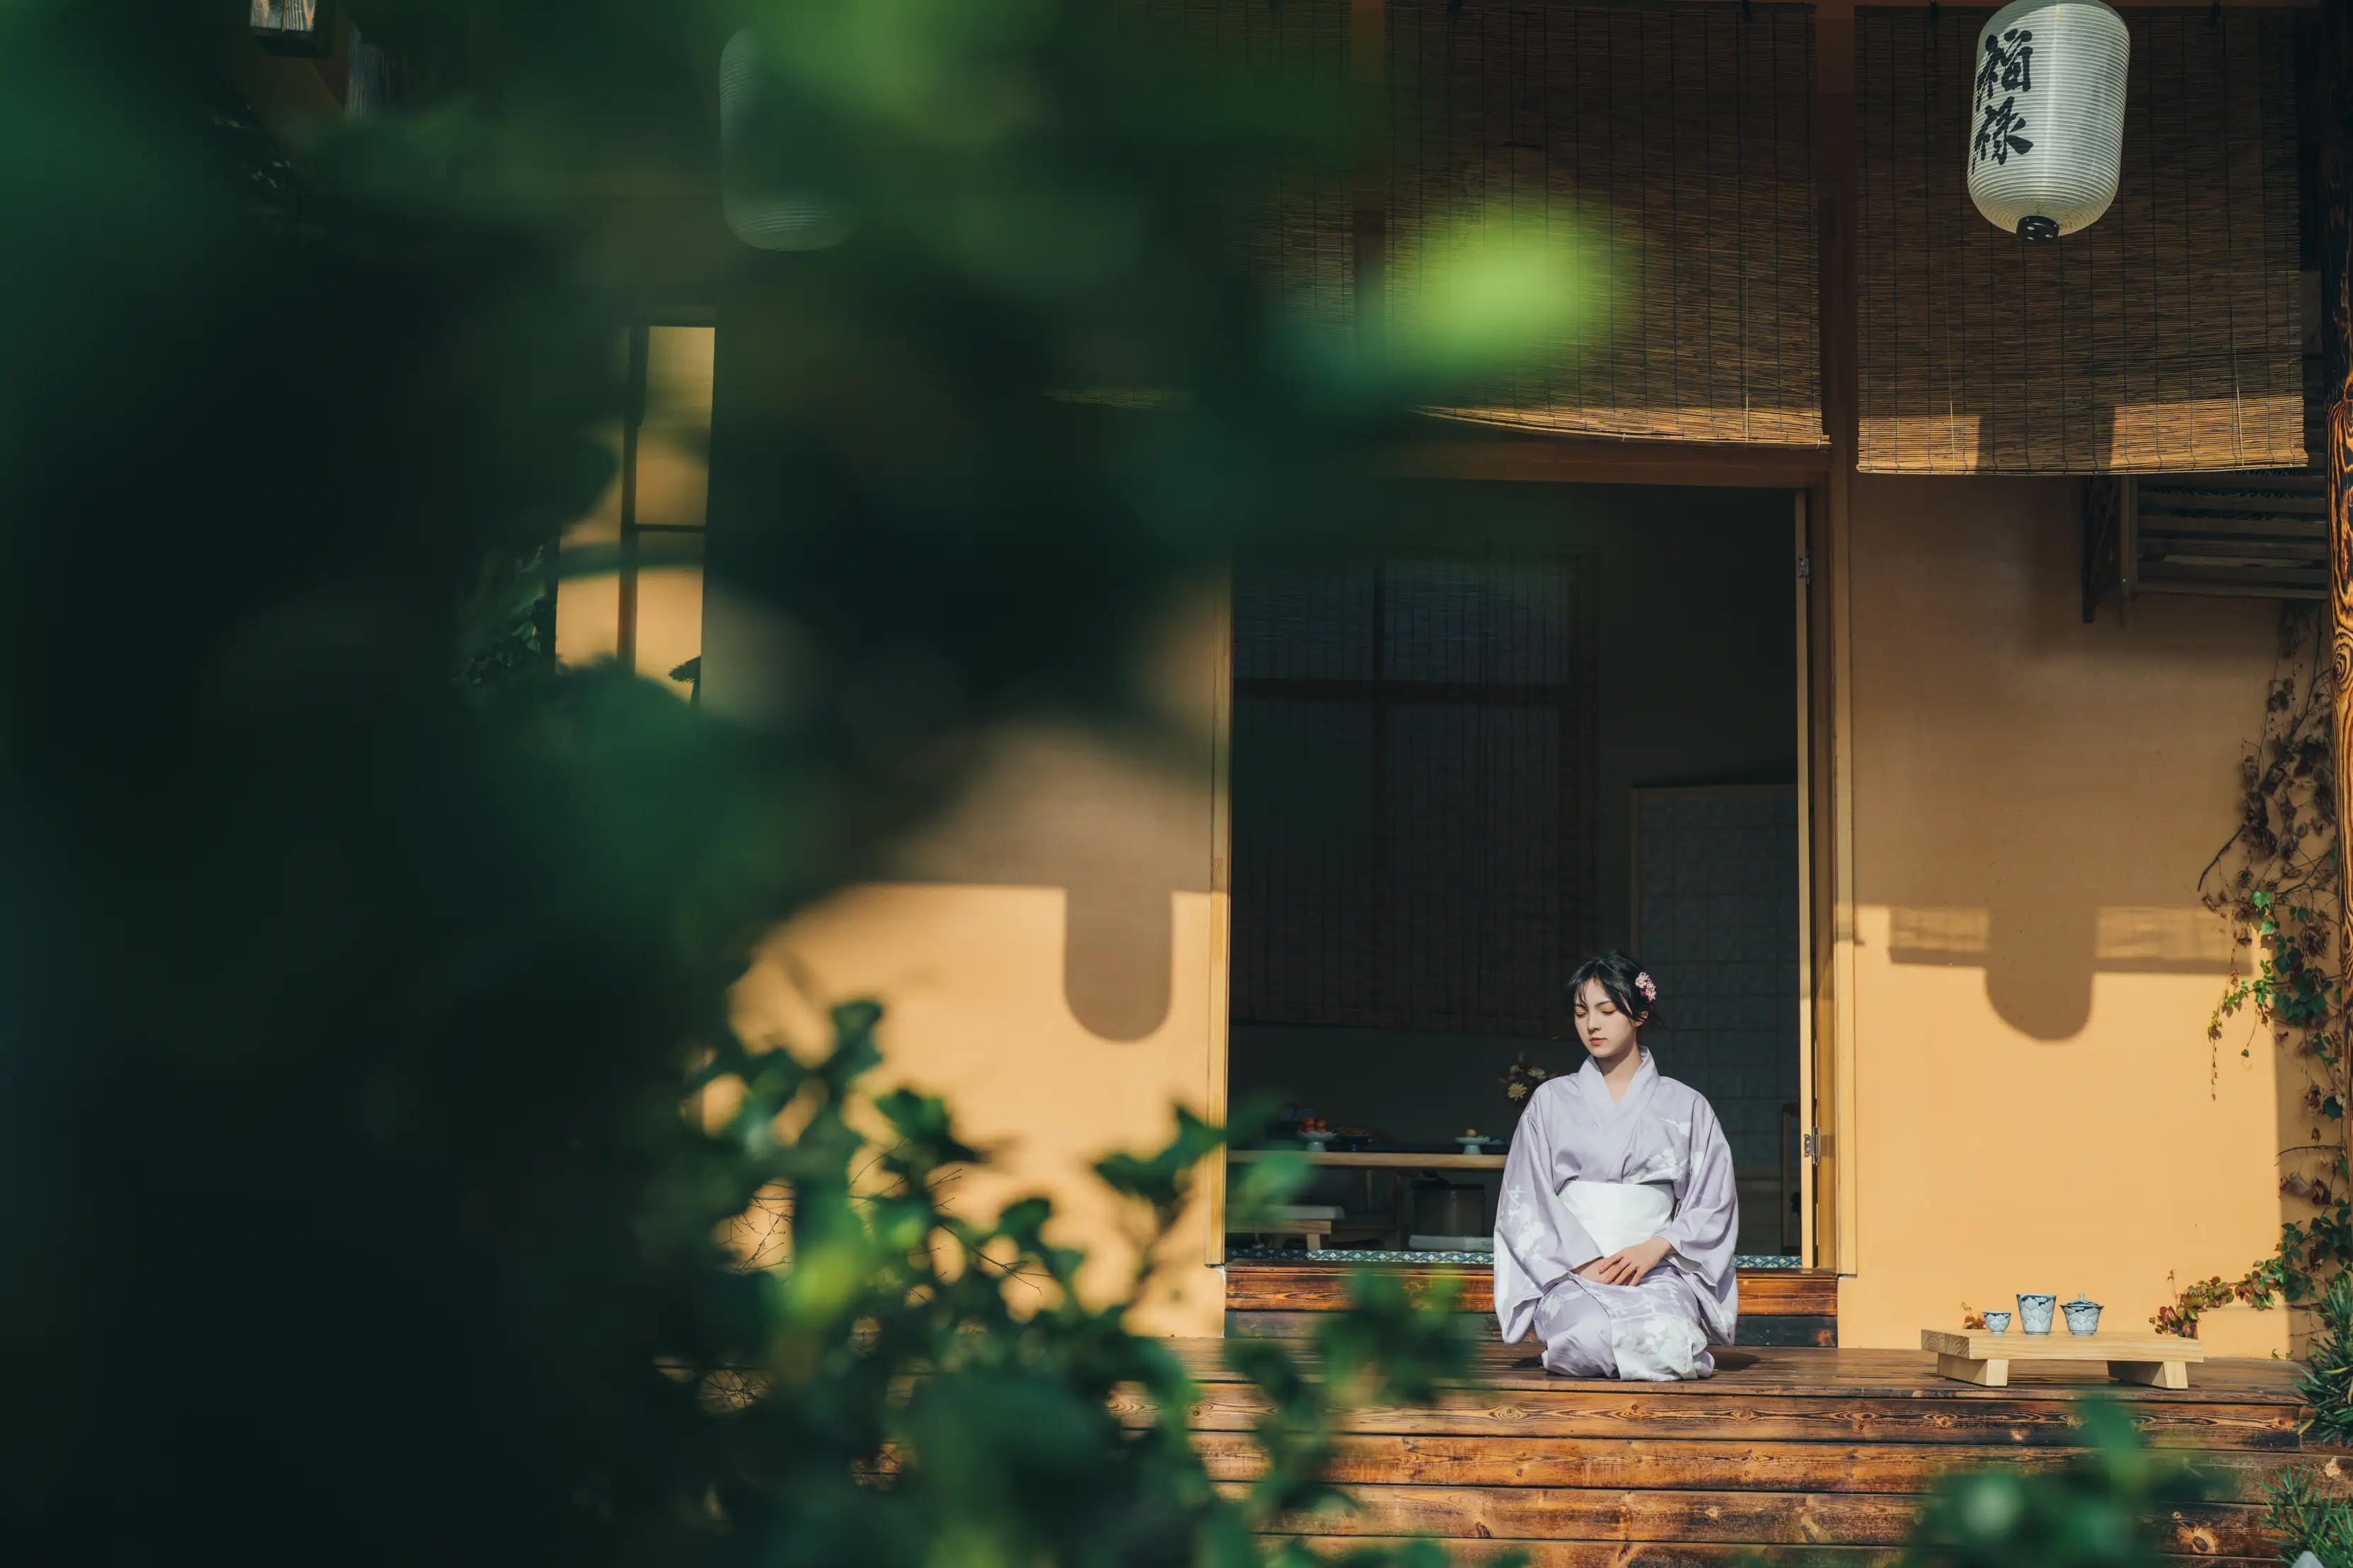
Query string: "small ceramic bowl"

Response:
xmin=1982 ymin=1311 xmax=2011 ymax=1335
xmin=2063 ymin=1297 xmax=2104 ymax=1337
xmin=2017 ymin=1293 xmax=2058 ymax=1335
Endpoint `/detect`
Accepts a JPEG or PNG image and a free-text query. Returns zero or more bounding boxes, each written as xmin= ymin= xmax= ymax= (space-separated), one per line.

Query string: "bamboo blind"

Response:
xmin=1145 ymin=0 xmax=1356 ymax=330
xmin=1389 ymin=2 xmax=1824 ymax=446
xmin=1856 ymin=7 xmax=2305 ymax=473
xmin=1230 ymin=548 xmax=1598 ymax=1038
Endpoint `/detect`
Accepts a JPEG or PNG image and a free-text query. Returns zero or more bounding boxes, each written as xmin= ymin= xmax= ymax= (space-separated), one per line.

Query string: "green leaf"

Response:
xmin=1227 ymin=1149 xmax=1311 ymax=1229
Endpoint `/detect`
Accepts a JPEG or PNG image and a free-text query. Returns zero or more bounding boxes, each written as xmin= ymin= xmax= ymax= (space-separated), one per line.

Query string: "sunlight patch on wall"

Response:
xmin=2093 ymin=906 xmax=2234 ymax=969
xmin=1887 ymin=906 xmax=1989 ymax=963
xmin=1885 ymin=904 xmax=2233 ymax=973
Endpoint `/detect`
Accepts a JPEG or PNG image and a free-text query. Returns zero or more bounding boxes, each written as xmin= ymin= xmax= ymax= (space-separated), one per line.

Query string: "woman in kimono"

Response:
xmin=1494 ymin=952 xmax=1739 ymax=1380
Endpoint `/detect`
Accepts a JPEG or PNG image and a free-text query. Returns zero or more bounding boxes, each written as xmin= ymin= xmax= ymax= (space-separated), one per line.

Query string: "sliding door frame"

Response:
xmin=1203 ymin=458 xmax=1854 ymax=1277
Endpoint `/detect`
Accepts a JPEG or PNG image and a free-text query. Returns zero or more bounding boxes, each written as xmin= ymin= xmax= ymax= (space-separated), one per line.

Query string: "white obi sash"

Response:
xmin=1561 ymin=1179 xmax=1675 ymax=1256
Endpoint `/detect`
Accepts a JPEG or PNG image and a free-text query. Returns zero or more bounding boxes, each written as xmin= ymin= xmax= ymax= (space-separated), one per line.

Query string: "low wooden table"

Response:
xmin=1227 ymin=1150 xmax=1506 ymax=1171
xmin=1921 ymin=1327 xmax=2207 ymax=1389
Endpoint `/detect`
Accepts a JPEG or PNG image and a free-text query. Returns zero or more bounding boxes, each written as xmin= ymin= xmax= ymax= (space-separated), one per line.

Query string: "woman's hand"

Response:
xmin=1573 ymin=1236 xmax=1672 ymax=1287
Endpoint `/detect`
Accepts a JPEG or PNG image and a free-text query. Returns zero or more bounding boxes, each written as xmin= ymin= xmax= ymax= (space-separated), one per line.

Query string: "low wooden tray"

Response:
xmin=1920 ymin=1327 xmax=2207 ymax=1389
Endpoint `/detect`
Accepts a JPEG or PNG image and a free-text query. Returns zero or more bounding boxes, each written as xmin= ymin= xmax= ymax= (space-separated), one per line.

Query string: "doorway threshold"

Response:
xmin=1224 ymin=1257 xmax=1837 ymax=1345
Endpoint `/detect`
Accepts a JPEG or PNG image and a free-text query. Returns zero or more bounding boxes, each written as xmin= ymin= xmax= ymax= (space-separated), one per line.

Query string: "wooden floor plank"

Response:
xmin=1190 ymin=1431 xmax=2342 ymax=1501
xmin=1249 ymin=1483 xmax=2270 ymax=1555
xmin=1161 ymin=1340 xmax=2302 ymax=1406
xmin=1270 ymin=1538 xmax=2274 ymax=1567
xmin=1133 ymin=1384 xmax=2303 ymax=1448
xmin=1274 ymin=1541 xmax=1890 ymax=1567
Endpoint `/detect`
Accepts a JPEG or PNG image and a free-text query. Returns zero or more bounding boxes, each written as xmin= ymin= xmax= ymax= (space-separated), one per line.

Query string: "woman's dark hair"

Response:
xmin=1566 ymin=951 xmax=1660 ymax=1028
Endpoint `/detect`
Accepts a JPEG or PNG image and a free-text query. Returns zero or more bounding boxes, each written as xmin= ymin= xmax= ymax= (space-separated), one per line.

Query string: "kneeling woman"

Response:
xmin=1494 ymin=953 xmax=1738 ymax=1380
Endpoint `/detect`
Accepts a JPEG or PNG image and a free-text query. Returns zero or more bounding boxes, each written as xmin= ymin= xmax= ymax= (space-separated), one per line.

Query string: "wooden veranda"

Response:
xmin=1147 ymin=1339 xmax=2334 ymax=1564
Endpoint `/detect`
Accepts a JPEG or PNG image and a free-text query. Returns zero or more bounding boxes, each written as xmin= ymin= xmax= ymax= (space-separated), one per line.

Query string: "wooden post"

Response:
xmin=2330 ymin=0 xmax=2353 ymax=1120
xmin=1812 ymin=0 xmax=1859 ymax=1278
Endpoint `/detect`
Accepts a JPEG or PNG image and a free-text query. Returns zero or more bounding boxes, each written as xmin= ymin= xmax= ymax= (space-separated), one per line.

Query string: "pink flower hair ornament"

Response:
xmin=1634 ymin=971 xmax=1658 ymax=1003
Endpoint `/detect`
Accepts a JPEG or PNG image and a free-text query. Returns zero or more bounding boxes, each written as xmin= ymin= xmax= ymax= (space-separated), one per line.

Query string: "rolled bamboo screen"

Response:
xmin=1149 ymin=0 xmax=1825 ymax=446
xmin=1145 ymin=0 xmax=1356 ymax=331
xmin=1389 ymin=1 xmax=1825 ymax=445
xmin=1856 ymin=7 xmax=2305 ymax=473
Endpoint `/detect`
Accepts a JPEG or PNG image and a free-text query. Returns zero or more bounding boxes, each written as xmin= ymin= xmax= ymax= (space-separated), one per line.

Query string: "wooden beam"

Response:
xmin=1387 ymin=439 xmax=1832 ymax=489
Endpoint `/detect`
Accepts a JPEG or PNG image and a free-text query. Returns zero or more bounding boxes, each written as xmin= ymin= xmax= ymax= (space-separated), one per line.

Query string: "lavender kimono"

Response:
xmin=1493 ymin=1052 xmax=1739 ymax=1380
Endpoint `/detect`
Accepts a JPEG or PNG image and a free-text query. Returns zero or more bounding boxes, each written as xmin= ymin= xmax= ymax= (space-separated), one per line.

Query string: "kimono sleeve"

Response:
xmin=1656 ymin=1091 xmax=1740 ymax=1345
xmin=1492 ymin=1080 xmax=1603 ymax=1345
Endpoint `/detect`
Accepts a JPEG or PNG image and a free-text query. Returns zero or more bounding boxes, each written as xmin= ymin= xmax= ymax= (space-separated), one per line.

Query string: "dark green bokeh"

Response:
xmin=0 ymin=2 xmax=1532 ymax=1563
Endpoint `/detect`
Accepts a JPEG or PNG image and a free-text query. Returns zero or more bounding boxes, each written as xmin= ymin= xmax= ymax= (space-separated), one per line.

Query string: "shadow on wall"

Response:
xmin=1886 ymin=905 xmax=2236 ymax=1040
xmin=1849 ymin=471 xmax=2277 ymax=1041
xmin=879 ymin=725 xmax=1210 ymax=1042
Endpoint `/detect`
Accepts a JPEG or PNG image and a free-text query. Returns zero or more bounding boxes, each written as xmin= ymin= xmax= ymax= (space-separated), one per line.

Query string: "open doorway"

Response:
xmin=1223 ymin=482 xmax=1805 ymax=1265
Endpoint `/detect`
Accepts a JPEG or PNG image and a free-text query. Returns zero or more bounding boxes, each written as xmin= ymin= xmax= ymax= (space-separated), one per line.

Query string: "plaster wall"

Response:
xmin=732 ymin=873 xmax=1228 ymax=1337
xmin=725 ymin=613 xmax=1232 ymax=1338
xmin=1837 ymin=472 xmax=2301 ymax=1354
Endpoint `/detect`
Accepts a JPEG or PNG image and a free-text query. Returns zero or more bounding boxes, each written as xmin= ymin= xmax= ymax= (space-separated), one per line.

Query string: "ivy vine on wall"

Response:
xmin=2158 ymin=603 xmax=2351 ymax=1338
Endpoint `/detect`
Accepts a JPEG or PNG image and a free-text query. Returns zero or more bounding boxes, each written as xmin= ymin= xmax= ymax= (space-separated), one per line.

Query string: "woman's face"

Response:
xmin=1572 ymin=978 xmax=1645 ymax=1064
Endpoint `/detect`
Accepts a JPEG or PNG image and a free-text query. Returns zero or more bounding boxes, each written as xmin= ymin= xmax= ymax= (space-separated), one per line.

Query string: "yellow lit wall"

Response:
xmin=1837 ymin=473 xmax=2300 ymax=1355
xmin=723 ymin=602 xmax=1232 ymax=1337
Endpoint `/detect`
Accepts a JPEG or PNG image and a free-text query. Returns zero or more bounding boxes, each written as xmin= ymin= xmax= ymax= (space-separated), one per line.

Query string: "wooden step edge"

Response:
xmin=1226 ymin=1307 xmax=1837 ymax=1346
xmin=1259 ymin=1538 xmax=2277 ymax=1567
xmin=1193 ymin=1436 xmax=2340 ymax=1501
xmin=1225 ymin=1260 xmax=1837 ymax=1316
xmin=1249 ymin=1486 xmax=2268 ymax=1557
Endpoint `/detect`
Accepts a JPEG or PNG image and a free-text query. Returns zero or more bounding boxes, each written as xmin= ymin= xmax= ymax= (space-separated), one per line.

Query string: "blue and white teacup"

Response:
xmin=2017 ymin=1293 xmax=2058 ymax=1335
xmin=1982 ymin=1311 xmax=2011 ymax=1335
xmin=2063 ymin=1296 xmax=2104 ymax=1337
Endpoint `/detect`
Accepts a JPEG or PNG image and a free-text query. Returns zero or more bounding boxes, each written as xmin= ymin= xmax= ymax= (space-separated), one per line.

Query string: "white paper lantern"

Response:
xmin=1965 ymin=0 xmax=2130 ymax=239
xmin=719 ymin=30 xmax=856 ymax=253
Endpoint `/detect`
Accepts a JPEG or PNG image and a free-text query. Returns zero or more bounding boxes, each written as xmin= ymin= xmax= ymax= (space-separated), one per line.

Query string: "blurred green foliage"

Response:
xmin=0 ymin=1 xmax=1567 ymax=1564
xmin=678 ymin=1003 xmax=1485 ymax=1568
